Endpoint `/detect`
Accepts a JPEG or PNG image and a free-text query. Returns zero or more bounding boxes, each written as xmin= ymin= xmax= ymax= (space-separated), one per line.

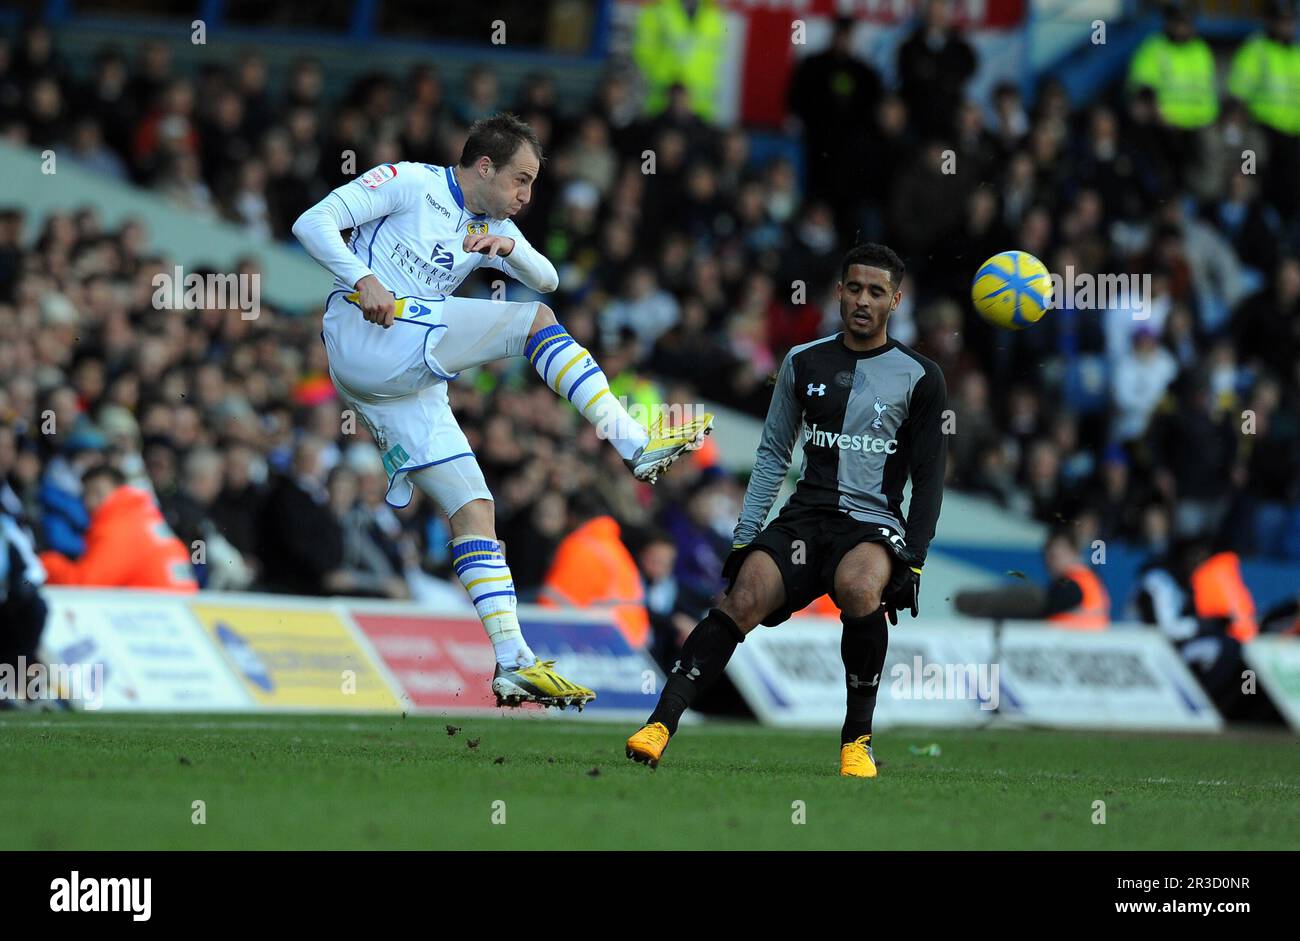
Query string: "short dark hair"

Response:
xmin=841 ymin=243 xmax=905 ymax=288
xmin=82 ymin=464 xmax=126 ymax=489
xmin=458 ymin=112 xmax=543 ymax=170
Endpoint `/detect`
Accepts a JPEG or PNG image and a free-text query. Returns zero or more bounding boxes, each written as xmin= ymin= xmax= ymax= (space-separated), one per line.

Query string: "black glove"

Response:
xmin=722 ymin=542 xmax=750 ymax=584
xmin=881 ymin=552 xmax=922 ymax=626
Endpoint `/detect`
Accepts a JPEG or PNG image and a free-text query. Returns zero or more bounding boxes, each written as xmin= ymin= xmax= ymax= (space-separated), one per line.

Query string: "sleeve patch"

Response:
xmin=360 ymin=164 xmax=398 ymax=188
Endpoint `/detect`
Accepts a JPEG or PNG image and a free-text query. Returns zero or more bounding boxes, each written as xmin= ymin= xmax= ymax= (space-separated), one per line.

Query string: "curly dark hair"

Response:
xmin=841 ymin=243 xmax=906 ymax=289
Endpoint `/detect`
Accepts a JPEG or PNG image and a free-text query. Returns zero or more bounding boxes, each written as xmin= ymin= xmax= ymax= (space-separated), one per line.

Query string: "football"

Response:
xmin=970 ymin=250 xmax=1054 ymax=330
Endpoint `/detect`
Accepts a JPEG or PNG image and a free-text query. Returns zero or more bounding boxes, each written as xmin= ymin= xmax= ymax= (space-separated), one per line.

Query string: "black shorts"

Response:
xmin=727 ymin=505 xmax=905 ymax=626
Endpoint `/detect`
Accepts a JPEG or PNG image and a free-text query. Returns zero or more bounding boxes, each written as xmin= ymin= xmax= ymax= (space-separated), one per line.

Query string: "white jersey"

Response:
xmin=293 ymin=161 xmax=555 ymax=511
xmin=322 ymin=161 xmax=534 ymax=298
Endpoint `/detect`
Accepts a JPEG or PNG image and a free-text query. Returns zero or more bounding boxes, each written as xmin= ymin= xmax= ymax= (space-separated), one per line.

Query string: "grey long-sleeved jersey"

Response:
xmin=734 ymin=334 xmax=948 ymax=563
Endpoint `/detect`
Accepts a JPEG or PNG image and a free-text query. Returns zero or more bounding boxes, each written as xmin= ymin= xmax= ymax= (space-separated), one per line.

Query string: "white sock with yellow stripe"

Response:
xmin=451 ymin=536 xmax=535 ymax=669
xmin=523 ymin=324 xmax=649 ymax=460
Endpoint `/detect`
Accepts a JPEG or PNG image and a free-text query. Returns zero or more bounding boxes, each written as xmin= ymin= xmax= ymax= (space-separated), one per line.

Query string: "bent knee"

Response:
xmin=838 ymin=586 xmax=883 ymax=618
xmin=530 ymin=303 xmax=557 ymax=334
xmin=449 ymin=497 xmax=497 ymax=537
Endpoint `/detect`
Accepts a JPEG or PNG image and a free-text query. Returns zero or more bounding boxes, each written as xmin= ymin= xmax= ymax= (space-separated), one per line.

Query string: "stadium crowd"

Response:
xmin=1 ymin=5 xmax=1299 ymax=666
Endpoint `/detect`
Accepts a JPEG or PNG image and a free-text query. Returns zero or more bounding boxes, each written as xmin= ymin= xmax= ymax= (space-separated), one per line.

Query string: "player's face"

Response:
xmin=838 ymin=264 xmax=900 ymax=342
xmin=484 ymin=143 xmax=539 ymax=219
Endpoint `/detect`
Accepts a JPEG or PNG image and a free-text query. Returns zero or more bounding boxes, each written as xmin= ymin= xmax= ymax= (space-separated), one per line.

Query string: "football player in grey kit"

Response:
xmin=626 ymin=243 xmax=948 ymax=776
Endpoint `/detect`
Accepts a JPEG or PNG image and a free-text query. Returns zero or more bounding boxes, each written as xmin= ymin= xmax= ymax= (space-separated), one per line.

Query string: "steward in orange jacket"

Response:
xmin=1190 ymin=551 xmax=1257 ymax=643
xmin=1043 ymin=528 xmax=1110 ymax=630
xmin=540 ymin=515 xmax=650 ymax=649
xmin=1047 ymin=563 xmax=1111 ymax=630
xmin=39 ymin=466 xmax=197 ymax=593
xmin=952 ymin=528 xmax=1110 ymax=628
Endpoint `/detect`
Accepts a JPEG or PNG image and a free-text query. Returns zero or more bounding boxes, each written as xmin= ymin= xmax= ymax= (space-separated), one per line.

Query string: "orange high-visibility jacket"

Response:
xmin=793 ymin=593 xmax=840 ymax=618
xmin=1048 ymin=563 xmax=1110 ymax=630
xmin=39 ymin=486 xmax=198 ymax=593
xmin=540 ymin=515 xmax=650 ymax=649
xmin=1191 ymin=551 xmax=1257 ymax=643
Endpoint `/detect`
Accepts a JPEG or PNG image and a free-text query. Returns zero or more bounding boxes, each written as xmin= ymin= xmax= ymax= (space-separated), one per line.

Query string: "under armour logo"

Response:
xmin=848 ymin=672 xmax=880 ymax=690
xmin=871 ymin=397 xmax=889 ymax=429
xmin=807 ymin=383 xmax=826 ymax=396
xmin=672 ymin=660 xmax=702 ymax=680
xmin=878 ymin=527 xmax=906 ymax=551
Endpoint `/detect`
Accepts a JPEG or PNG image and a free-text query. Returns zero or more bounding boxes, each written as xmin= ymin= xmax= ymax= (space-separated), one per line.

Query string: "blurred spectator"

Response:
xmin=1232 ymin=255 xmax=1300 ymax=382
xmin=454 ymin=64 xmax=499 ymax=127
xmin=1189 ymin=544 xmax=1258 ymax=644
xmin=896 ymin=0 xmax=977 ymax=140
xmin=787 ymin=16 xmax=881 ymax=235
xmin=498 ymin=489 xmax=567 ymax=598
xmin=890 ymin=142 xmax=968 ymax=270
xmin=1083 ymin=444 xmax=1147 ymax=543
xmin=634 ymin=528 xmax=696 ymax=671
xmin=38 ymin=464 xmax=197 ymax=592
xmin=1131 ymin=537 xmax=1254 ymax=716
xmin=632 ymin=0 xmax=726 ymax=121
xmin=327 ymin=464 xmax=409 ymax=600
xmin=254 ymin=434 xmax=345 ymax=595
xmin=209 ymin=442 xmax=264 ymax=564
xmin=1230 ymin=377 xmax=1300 ymax=557
xmin=601 ymin=266 xmax=680 ymax=354
xmin=158 ymin=152 xmax=216 ymax=218
xmin=540 ymin=493 xmax=650 ymax=649
xmin=660 ymin=471 xmax=734 ymax=613
xmin=1112 ymin=326 xmax=1178 ymax=442
xmin=38 ymin=419 xmax=105 ymax=559
xmin=1227 ymin=1 xmax=1300 ymax=219
xmin=1128 ymin=2 xmax=1219 ymax=187
xmin=65 ymin=117 xmax=128 ymax=181
xmin=1152 ymin=374 xmax=1239 ymax=538
xmin=131 ymin=77 xmax=199 ymax=185
xmin=23 ymin=76 xmax=65 ymax=148
xmin=953 ymin=528 xmax=1110 ymax=629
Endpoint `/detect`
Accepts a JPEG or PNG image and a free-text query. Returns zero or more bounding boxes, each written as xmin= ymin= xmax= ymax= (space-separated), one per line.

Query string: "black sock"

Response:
xmin=840 ymin=608 xmax=888 ymax=745
xmin=648 ymin=608 xmax=744 ymax=734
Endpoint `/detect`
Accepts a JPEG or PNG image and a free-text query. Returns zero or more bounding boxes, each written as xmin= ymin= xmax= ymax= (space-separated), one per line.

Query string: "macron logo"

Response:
xmin=804 ymin=422 xmax=897 ymax=454
xmin=425 ymin=193 xmax=451 ymax=219
xmin=50 ymin=871 xmax=151 ymax=922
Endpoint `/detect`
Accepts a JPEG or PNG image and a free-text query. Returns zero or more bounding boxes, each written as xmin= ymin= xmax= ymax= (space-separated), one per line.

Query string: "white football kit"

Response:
xmin=293 ymin=161 xmax=558 ymax=514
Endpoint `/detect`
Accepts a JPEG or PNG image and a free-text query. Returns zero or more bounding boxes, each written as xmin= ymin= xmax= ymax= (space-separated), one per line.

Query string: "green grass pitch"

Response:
xmin=1 ymin=713 xmax=1296 ymax=850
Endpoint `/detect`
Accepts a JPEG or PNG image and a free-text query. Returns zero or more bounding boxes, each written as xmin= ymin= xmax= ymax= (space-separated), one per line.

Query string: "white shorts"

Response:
xmin=321 ymin=290 xmax=538 ymax=512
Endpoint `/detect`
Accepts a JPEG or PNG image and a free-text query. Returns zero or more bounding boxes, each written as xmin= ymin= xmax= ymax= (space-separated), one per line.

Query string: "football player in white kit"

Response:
xmin=292 ymin=114 xmax=713 ymax=708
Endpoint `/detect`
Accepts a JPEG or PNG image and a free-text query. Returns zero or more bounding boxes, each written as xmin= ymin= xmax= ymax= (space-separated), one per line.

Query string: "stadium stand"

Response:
xmin=0 ymin=3 xmax=1297 ymax=681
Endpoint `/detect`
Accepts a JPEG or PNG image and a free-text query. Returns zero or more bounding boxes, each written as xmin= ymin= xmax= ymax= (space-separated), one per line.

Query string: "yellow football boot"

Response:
xmin=625 ymin=721 xmax=672 ymax=769
xmin=491 ymin=659 xmax=595 ymax=710
xmin=625 ymin=413 xmax=715 ymax=484
xmin=840 ymin=734 xmax=878 ymax=778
